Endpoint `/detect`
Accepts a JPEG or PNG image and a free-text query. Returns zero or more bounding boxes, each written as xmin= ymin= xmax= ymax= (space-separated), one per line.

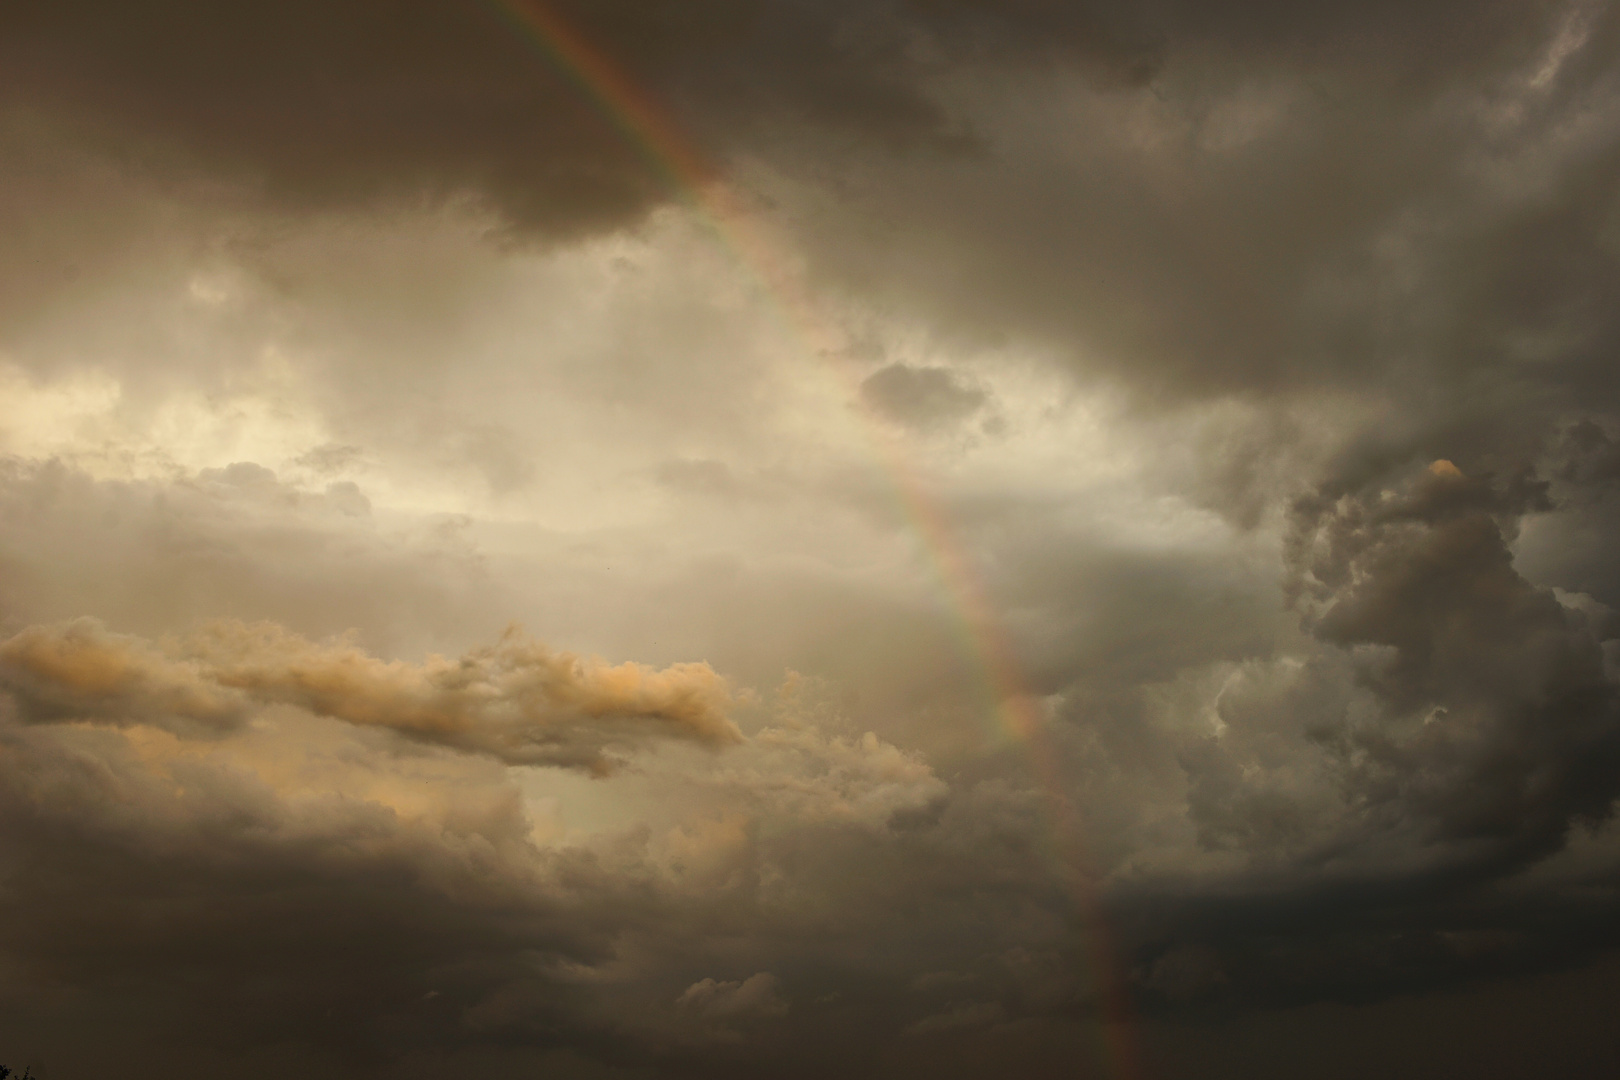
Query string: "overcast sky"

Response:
xmin=2 ymin=3 xmax=1619 ymax=1078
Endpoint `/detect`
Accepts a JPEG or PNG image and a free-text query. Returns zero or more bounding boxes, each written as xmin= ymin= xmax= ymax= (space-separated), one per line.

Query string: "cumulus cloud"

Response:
xmin=0 ymin=618 xmax=740 ymax=772
xmin=1287 ymin=460 xmax=1620 ymax=872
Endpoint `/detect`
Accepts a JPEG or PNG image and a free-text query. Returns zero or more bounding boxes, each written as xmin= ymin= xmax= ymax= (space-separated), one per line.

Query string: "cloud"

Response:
xmin=769 ymin=0 xmax=1619 ymax=472
xmin=0 ymin=618 xmax=741 ymax=772
xmin=859 ymin=363 xmax=989 ymax=430
xmin=0 ymin=619 xmax=245 ymax=732
xmin=677 ymin=972 xmax=789 ymax=1018
xmin=3 ymin=2 xmax=1620 ymax=1077
xmin=0 ymin=626 xmax=1005 ymax=1078
xmin=0 ymin=0 xmax=1152 ymax=247
xmin=1285 ymin=460 xmax=1620 ymax=873
xmin=901 ymin=1000 xmax=1007 ymax=1036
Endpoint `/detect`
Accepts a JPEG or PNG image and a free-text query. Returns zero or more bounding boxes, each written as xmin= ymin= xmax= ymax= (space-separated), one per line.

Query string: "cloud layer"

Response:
xmin=2 ymin=2 xmax=1620 ymax=1078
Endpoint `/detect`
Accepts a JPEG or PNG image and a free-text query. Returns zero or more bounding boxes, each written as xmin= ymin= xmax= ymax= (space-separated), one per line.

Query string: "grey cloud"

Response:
xmin=9 ymin=1 xmax=1612 ymax=496
xmin=1078 ymin=459 xmax=1620 ymax=1018
xmin=676 ymin=972 xmax=789 ymax=1019
xmin=0 ymin=648 xmax=1062 ymax=1079
xmin=5 ymin=2 xmax=1620 ymax=1077
xmin=0 ymin=0 xmax=1144 ymax=249
xmin=0 ymin=456 xmax=492 ymax=653
xmin=1 ymin=592 xmax=1617 ymax=1077
xmin=294 ymin=443 xmax=366 ymax=476
xmin=774 ymin=0 xmax=1619 ymax=476
xmin=860 ymin=363 xmax=989 ymax=430
xmin=901 ymin=1000 xmax=1007 ymax=1036
xmin=0 ymin=716 xmax=630 ymax=1076
xmin=3 ymin=1 xmax=656 ymax=238
xmin=1134 ymin=944 xmax=1227 ymax=1003
xmin=3 ymin=0 xmax=1564 ymax=250
xmin=1288 ymin=460 xmax=1620 ymax=872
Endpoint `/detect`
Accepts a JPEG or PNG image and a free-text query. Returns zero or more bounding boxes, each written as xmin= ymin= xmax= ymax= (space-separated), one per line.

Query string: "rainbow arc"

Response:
xmin=488 ymin=4 xmax=1145 ymax=1075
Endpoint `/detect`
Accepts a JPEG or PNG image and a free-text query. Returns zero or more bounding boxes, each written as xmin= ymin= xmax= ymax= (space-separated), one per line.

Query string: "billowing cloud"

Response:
xmin=3 ymin=1 xmax=1620 ymax=1078
xmin=1288 ymin=460 xmax=1620 ymax=872
xmin=0 ymin=618 xmax=740 ymax=771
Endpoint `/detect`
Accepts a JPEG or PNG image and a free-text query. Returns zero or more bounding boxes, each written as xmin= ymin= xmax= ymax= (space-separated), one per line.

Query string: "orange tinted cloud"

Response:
xmin=0 ymin=618 xmax=740 ymax=771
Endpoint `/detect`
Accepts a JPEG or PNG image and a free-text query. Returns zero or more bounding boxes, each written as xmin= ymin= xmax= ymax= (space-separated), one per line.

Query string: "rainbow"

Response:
xmin=488 ymin=3 xmax=1145 ymax=1075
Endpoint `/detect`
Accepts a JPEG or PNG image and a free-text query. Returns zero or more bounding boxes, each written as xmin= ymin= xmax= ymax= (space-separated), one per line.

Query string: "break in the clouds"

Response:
xmin=3 ymin=2 xmax=1620 ymax=1079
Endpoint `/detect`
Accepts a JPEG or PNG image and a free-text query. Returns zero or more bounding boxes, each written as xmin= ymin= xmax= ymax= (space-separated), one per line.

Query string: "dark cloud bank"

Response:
xmin=4 ymin=2 xmax=1620 ymax=1078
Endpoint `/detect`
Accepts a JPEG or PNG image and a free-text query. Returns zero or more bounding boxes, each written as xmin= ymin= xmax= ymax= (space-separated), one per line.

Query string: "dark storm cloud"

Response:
xmin=872 ymin=452 xmax=1620 ymax=1023
xmin=0 ymin=715 xmax=644 ymax=1077
xmin=788 ymin=1 xmax=1618 ymax=426
xmin=3 ymin=0 xmax=652 ymax=237
xmin=4 ymin=2 xmax=1620 ymax=1077
xmin=1094 ymin=459 xmax=1620 ymax=1017
xmin=0 ymin=0 xmax=1145 ymax=240
xmin=4 ymin=1 xmax=1566 ymax=239
xmin=7 ymin=1 xmax=1613 ymax=458
xmin=1289 ymin=460 xmax=1620 ymax=873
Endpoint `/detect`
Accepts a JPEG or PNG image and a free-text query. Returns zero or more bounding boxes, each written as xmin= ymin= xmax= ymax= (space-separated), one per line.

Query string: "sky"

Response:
xmin=1 ymin=3 xmax=1619 ymax=1078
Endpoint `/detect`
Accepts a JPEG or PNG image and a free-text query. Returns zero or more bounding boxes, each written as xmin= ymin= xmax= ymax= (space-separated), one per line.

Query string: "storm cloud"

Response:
xmin=2 ymin=1 xmax=1620 ymax=1078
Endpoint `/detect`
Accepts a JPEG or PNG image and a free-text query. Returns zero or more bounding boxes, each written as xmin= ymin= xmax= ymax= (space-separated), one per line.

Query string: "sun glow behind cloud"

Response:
xmin=2 ymin=2 xmax=1620 ymax=1078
